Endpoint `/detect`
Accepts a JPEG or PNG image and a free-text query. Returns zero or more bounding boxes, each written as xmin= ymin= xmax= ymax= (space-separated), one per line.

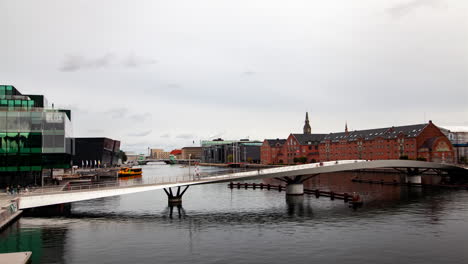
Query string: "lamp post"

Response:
xmin=189 ymin=153 xmax=192 ymax=177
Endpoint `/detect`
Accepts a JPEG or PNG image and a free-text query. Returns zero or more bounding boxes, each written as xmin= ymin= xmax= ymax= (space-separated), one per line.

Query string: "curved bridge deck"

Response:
xmin=17 ymin=160 xmax=466 ymax=209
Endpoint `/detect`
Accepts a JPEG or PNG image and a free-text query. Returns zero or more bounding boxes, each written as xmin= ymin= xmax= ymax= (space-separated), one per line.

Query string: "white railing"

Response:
xmin=17 ymin=160 xmax=369 ymax=196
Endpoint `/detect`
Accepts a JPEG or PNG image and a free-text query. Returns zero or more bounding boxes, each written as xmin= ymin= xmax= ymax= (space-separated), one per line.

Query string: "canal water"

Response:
xmin=1 ymin=163 xmax=468 ymax=264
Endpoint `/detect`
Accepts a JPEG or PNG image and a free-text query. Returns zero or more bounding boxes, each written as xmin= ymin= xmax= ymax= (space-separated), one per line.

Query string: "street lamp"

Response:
xmin=189 ymin=153 xmax=192 ymax=177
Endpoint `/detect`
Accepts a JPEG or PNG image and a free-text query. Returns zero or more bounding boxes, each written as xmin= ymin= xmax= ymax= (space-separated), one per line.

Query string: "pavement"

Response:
xmin=0 ymin=252 xmax=32 ymax=264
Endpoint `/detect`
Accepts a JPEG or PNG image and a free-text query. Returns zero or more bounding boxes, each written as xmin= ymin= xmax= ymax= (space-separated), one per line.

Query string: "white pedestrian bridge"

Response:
xmin=17 ymin=160 xmax=466 ymax=209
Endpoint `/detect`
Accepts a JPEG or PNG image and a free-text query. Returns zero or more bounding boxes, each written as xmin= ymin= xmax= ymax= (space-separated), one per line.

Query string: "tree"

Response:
xmin=119 ymin=150 xmax=127 ymax=162
xmin=298 ymin=157 xmax=307 ymax=163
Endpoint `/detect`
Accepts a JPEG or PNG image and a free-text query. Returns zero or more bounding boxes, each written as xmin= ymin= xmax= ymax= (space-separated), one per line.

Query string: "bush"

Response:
xmin=399 ymin=155 xmax=409 ymax=160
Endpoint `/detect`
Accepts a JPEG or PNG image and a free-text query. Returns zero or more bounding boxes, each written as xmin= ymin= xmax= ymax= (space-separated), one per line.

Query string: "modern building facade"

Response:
xmin=202 ymin=139 xmax=262 ymax=164
xmin=446 ymin=131 xmax=468 ymax=164
xmin=72 ymin=138 xmax=120 ymax=167
xmin=261 ymin=113 xmax=456 ymax=165
xmin=0 ymin=85 xmax=73 ymax=187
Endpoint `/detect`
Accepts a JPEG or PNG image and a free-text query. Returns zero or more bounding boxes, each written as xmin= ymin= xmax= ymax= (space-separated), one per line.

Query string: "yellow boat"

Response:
xmin=118 ymin=167 xmax=143 ymax=176
xmin=119 ymin=175 xmax=143 ymax=181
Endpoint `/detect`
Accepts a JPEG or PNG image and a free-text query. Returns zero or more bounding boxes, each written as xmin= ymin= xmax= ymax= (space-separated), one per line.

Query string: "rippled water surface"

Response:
xmin=1 ymin=163 xmax=468 ymax=264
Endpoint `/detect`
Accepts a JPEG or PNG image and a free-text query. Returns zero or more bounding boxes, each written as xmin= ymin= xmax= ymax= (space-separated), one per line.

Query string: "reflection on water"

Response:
xmin=1 ymin=164 xmax=468 ymax=264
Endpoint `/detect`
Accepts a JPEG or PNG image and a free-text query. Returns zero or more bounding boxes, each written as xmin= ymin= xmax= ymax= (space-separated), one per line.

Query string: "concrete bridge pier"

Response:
xmin=275 ymin=174 xmax=319 ymax=196
xmin=286 ymin=183 xmax=304 ymax=195
xmin=405 ymin=175 xmax=422 ymax=184
xmin=163 ymin=186 xmax=189 ymax=206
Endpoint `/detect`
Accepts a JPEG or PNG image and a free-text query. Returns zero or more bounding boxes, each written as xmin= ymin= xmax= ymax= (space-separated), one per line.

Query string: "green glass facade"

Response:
xmin=0 ymin=85 xmax=73 ymax=187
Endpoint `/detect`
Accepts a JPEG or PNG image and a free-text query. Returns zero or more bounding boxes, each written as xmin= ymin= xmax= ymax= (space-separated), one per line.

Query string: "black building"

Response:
xmin=202 ymin=140 xmax=262 ymax=164
xmin=72 ymin=138 xmax=120 ymax=167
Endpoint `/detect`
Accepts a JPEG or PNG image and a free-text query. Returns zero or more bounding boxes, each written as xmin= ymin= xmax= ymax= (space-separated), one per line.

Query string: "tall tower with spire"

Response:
xmin=303 ymin=112 xmax=311 ymax=134
xmin=345 ymin=121 xmax=349 ymax=136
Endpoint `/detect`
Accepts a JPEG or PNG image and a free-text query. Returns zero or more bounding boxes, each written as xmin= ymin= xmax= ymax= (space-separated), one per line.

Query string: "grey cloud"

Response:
xmin=176 ymin=133 xmax=194 ymax=139
xmin=127 ymin=130 xmax=153 ymax=137
xmin=243 ymin=71 xmax=256 ymax=76
xmin=208 ymin=131 xmax=225 ymax=139
xmin=105 ymin=107 xmax=128 ymax=119
xmin=128 ymin=113 xmax=152 ymax=122
xmin=59 ymin=53 xmax=156 ymax=72
xmin=60 ymin=53 xmax=114 ymax=72
xmin=387 ymin=0 xmax=440 ymax=17
xmin=123 ymin=54 xmax=157 ymax=68
xmin=167 ymin=83 xmax=182 ymax=89
xmin=160 ymin=133 xmax=171 ymax=138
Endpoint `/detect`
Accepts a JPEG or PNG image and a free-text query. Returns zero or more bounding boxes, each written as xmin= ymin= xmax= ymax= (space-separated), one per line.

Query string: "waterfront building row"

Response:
xmin=201 ymin=139 xmax=262 ymax=164
xmin=0 ymin=85 xmax=121 ymax=187
xmin=150 ymin=148 xmax=170 ymax=159
xmin=261 ymin=113 xmax=456 ymax=165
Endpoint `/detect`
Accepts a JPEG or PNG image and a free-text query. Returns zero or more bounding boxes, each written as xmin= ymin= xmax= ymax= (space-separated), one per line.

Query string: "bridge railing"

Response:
xmin=19 ymin=160 xmax=369 ymax=195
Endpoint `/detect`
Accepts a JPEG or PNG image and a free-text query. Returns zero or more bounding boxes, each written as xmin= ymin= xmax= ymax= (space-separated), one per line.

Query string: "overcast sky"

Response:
xmin=1 ymin=0 xmax=467 ymax=153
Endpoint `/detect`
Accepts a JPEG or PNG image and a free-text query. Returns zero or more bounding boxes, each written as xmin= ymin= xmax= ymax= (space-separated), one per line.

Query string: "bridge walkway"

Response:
xmin=16 ymin=160 xmax=467 ymax=209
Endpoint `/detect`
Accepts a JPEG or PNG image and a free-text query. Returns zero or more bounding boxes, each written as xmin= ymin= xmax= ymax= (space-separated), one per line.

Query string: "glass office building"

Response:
xmin=0 ymin=85 xmax=73 ymax=187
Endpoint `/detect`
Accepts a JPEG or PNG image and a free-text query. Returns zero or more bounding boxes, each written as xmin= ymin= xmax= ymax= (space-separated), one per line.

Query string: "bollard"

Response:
xmin=260 ymin=183 xmax=264 ymax=189
xmin=278 ymin=185 xmax=282 ymax=192
xmin=237 ymin=182 xmax=241 ymax=189
xmin=267 ymin=184 xmax=271 ymax=190
xmin=229 ymin=182 xmax=233 ymax=189
xmin=344 ymin=193 xmax=349 ymax=203
xmin=245 ymin=183 xmax=248 ymax=189
xmin=253 ymin=183 xmax=256 ymax=189
xmin=330 ymin=191 xmax=335 ymax=200
xmin=315 ymin=189 xmax=320 ymax=198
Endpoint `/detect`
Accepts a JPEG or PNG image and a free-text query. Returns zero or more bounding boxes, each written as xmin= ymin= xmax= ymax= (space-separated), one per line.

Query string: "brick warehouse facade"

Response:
xmin=261 ymin=113 xmax=455 ymax=165
xmin=260 ymin=139 xmax=286 ymax=164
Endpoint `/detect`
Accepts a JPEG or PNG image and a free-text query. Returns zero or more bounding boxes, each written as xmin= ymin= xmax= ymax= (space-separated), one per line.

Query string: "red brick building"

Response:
xmin=260 ymin=113 xmax=455 ymax=164
xmin=260 ymin=139 xmax=286 ymax=164
xmin=282 ymin=134 xmax=325 ymax=164
xmin=319 ymin=120 xmax=454 ymax=163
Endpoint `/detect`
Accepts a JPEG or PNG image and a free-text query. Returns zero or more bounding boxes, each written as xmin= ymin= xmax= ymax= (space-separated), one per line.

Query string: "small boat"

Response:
xmin=119 ymin=175 xmax=143 ymax=181
xmin=118 ymin=167 xmax=143 ymax=176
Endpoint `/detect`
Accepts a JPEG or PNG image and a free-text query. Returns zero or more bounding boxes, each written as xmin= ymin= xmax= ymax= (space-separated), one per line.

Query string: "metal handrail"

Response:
xmin=18 ymin=160 xmax=368 ymax=196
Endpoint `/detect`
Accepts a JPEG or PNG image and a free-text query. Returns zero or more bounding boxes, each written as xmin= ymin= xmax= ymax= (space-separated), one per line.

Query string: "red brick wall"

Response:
xmin=264 ymin=122 xmax=455 ymax=164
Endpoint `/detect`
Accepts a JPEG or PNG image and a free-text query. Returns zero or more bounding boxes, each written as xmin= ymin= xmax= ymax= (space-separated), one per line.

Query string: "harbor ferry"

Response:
xmin=118 ymin=167 xmax=143 ymax=177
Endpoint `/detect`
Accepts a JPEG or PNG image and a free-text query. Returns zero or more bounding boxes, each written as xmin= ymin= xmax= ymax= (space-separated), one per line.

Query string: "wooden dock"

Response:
xmin=351 ymin=178 xmax=468 ymax=190
xmin=228 ymin=182 xmax=354 ymax=202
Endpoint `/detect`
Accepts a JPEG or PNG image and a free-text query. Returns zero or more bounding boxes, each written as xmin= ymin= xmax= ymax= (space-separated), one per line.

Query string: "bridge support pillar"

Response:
xmin=286 ymin=183 xmax=304 ymax=195
xmin=164 ymin=186 xmax=189 ymax=206
xmin=406 ymin=175 xmax=422 ymax=184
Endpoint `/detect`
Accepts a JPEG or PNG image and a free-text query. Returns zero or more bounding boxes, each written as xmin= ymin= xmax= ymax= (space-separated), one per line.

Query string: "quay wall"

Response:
xmin=0 ymin=198 xmax=22 ymax=231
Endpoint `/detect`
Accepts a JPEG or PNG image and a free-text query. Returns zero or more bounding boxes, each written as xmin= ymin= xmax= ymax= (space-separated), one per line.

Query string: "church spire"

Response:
xmin=303 ymin=112 xmax=311 ymax=134
xmin=345 ymin=121 xmax=349 ymax=135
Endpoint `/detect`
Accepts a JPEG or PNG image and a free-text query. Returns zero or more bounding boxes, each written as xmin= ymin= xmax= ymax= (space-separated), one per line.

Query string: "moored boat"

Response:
xmin=118 ymin=167 xmax=143 ymax=176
